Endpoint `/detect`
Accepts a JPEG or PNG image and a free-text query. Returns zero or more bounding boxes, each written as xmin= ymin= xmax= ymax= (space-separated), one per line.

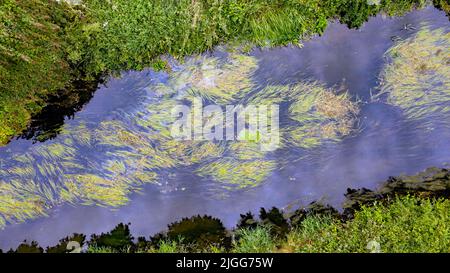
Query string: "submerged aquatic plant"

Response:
xmin=0 ymin=51 xmax=362 ymax=226
xmin=376 ymin=27 xmax=450 ymax=121
xmin=195 ymin=129 xmax=276 ymax=189
xmin=286 ymin=82 xmax=359 ymax=148
xmin=244 ymin=82 xmax=359 ymax=149
xmin=196 ymin=158 xmax=277 ymax=189
xmin=163 ymin=53 xmax=258 ymax=104
xmin=0 ymin=179 xmax=54 ymax=227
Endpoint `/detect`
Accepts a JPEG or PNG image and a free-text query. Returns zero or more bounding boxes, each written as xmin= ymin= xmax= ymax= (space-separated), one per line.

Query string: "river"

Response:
xmin=0 ymin=6 xmax=448 ymax=249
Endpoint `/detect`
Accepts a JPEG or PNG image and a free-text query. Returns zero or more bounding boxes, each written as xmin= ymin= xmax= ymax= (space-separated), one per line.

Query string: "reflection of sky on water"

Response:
xmin=0 ymin=6 xmax=449 ymax=249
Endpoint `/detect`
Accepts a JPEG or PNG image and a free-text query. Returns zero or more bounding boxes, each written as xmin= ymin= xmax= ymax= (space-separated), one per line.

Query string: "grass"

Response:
xmin=283 ymin=196 xmax=450 ymax=252
xmin=433 ymin=0 xmax=450 ymax=16
xmin=0 ymin=0 xmax=433 ymax=144
xmin=232 ymin=226 xmax=276 ymax=253
xmin=80 ymin=0 xmax=428 ymax=72
xmin=0 ymin=0 xmax=77 ymax=144
xmin=84 ymin=195 xmax=450 ymax=253
xmin=225 ymin=196 xmax=450 ymax=253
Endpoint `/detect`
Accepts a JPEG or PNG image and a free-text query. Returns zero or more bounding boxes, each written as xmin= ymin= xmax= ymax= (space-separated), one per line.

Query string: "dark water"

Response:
xmin=20 ymin=77 xmax=102 ymax=144
xmin=0 ymin=6 xmax=449 ymax=249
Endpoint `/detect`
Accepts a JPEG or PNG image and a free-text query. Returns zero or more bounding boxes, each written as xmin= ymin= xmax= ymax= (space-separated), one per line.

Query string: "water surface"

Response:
xmin=0 ymin=6 xmax=449 ymax=249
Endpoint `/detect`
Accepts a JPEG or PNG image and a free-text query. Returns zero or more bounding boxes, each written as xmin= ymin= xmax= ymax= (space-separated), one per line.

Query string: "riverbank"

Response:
xmin=3 ymin=167 xmax=449 ymax=253
xmin=2 ymin=0 xmax=448 ymax=145
xmin=0 ymin=1 xmax=102 ymax=144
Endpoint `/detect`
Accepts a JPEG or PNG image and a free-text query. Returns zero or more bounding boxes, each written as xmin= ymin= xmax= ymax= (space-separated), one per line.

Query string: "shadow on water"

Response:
xmin=18 ymin=77 xmax=103 ymax=143
xmin=0 ymin=6 xmax=449 ymax=249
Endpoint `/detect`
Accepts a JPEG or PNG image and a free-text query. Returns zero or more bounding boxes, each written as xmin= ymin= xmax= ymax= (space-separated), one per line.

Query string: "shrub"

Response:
xmin=88 ymin=223 xmax=134 ymax=252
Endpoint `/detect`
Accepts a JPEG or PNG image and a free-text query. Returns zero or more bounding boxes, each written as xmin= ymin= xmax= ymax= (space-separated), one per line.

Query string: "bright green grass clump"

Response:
xmin=281 ymin=196 xmax=450 ymax=252
xmin=232 ymin=226 xmax=276 ymax=253
xmin=225 ymin=196 xmax=450 ymax=253
xmin=86 ymin=196 xmax=450 ymax=253
xmin=377 ymin=27 xmax=450 ymax=121
xmin=80 ymin=0 xmax=428 ymax=74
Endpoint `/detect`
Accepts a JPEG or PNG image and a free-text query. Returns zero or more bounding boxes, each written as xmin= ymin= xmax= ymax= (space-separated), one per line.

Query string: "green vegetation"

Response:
xmin=93 ymin=196 xmax=450 ymax=253
xmin=8 ymin=195 xmax=450 ymax=253
xmin=249 ymin=196 xmax=450 ymax=253
xmin=4 ymin=168 xmax=450 ymax=253
xmin=197 ymin=158 xmax=278 ymax=189
xmin=0 ymin=0 xmax=79 ymax=144
xmin=433 ymin=0 xmax=450 ymax=16
xmin=1 ymin=0 xmax=449 ymax=252
xmin=89 ymin=223 xmax=134 ymax=252
xmin=286 ymin=82 xmax=359 ymax=148
xmin=160 ymin=215 xmax=229 ymax=250
xmin=1 ymin=0 xmax=434 ymax=145
xmin=0 ymin=50 xmax=362 ymax=226
xmin=232 ymin=226 xmax=276 ymax=253
xmin=376 ymin=26 xmax=450 ymax=121
xmin=79 ymin=0 xmax=428 ymax=72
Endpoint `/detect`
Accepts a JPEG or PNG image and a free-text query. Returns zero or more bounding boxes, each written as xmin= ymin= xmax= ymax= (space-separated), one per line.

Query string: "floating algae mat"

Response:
xmin=0 ymin=51 xmax=361 ymax=227
xmin=376 ymin=27 xmax=450 ymax=122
